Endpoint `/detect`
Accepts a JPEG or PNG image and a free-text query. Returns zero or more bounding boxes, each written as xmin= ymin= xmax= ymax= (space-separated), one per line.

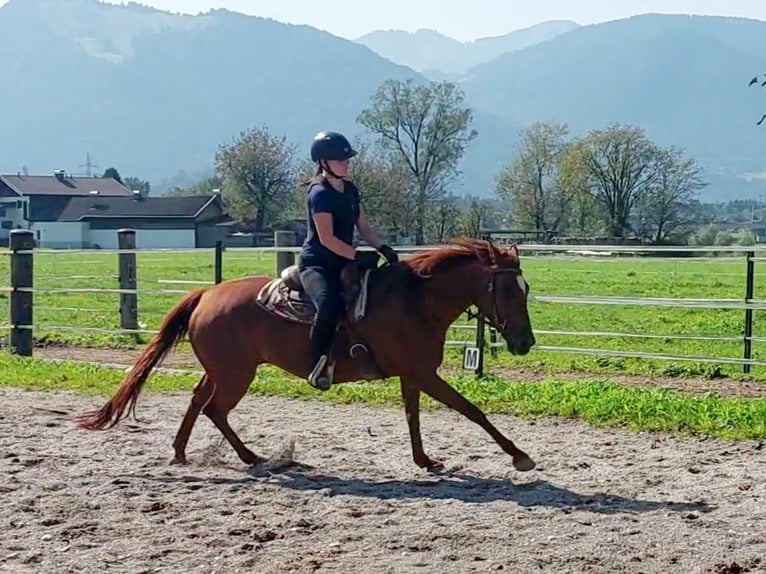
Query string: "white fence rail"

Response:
xmin=4 ymin=229 xmax=765 ymax=375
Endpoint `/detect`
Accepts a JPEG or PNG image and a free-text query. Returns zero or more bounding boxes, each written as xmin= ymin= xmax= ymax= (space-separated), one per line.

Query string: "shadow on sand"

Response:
xmin=121 ymin=462 xmax=712 ymax=515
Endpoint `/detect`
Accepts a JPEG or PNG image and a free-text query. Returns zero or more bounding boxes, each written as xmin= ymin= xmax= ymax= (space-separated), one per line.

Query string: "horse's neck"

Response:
xmin=420 ymin=261 xmax=481 ymax=331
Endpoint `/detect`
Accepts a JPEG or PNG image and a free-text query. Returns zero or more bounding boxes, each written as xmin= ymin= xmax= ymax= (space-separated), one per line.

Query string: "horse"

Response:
xmin=75 ymin=237 xmax=538 ymax=472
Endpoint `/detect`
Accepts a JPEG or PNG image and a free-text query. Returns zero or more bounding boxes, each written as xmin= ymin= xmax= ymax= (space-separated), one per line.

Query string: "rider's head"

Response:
xmin=310 ymin=131 xmax=357 ymax=179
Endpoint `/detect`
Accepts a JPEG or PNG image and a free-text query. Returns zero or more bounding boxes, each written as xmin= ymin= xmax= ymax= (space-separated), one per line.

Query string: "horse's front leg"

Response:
xmin=415 ymin=371 xmax=536 ymax=472
xmin=400 ymin=377 xmax=443 ymax=470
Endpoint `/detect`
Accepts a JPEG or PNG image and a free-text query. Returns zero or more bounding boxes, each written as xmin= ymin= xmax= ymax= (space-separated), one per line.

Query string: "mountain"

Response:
xmin=1 ymin=2 xmax=765 ymax=203
xmin=460 ymin=14 xmax=766 ymax=201
xmin=355 ymin=20 xmax=580 ymax=76
xmin=0 ymin=0 xmax=427 ymax=188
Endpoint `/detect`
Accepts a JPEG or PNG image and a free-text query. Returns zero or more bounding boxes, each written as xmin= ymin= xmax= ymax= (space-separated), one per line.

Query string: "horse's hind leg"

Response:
xmin=202 ymin=367 xmax=265 ymax=466
xmin=171 ymin=374 xmax=214 ymax=465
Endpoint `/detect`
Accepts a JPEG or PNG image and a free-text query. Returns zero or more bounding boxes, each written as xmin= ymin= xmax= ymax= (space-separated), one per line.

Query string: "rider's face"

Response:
xmin=325 ymin=158 xmax=350 ymax=177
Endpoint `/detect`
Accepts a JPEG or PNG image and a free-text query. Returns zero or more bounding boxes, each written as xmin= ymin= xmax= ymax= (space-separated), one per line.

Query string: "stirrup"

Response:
xmin=308 ymin=354 xmax=331 ymax=391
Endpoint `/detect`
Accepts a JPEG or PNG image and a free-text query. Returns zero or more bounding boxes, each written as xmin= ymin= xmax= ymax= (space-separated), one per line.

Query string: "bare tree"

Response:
xmin=495 ymin=121 xmax=571 ymax=234
xmin=357 ymin=79 xmax=477 ymax=244
xmin=750 ymin=73 xmax=766 ymax=126
xmin=638 ymin=146 xmax=707 ymax=243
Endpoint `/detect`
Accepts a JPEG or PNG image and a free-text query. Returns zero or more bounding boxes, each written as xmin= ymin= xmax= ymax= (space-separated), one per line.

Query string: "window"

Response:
xmin=1 ymin=221 xmax=12 ymax=229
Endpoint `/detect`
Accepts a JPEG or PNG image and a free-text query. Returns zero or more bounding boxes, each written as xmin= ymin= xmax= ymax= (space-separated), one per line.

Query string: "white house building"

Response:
xmin=0 ymin=171 xmax=229 ymax=248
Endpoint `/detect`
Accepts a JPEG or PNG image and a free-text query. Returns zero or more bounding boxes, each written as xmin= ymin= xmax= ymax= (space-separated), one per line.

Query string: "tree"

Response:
xmin=425 ymin=196 xmax=462 ymax=244
xmin=347 ymin=141 xmax=413 ymax=242
xmin=750 ymin=73 xmax=766 ymax=126
xmin=357 ymin=78 xmax=477 ymax=244
xmin=165 ymin=175 xmax=222 ymax=197
xmin=637 ymin=147 xmax=707 ymax=243
xmin=459 ymin=199 xmax=489 ymax=239
xmin=102 ymin=167 xmax=122 ymax=184
xmin=495 ymin=121 xmax=571 ymax=234
xmin=123 ymin=176 xmax=151 ymax=196
xmin=563 ymin=124 xmax=659 ymax=237
xmin=215 ymin=126 xmax=297 ymax=231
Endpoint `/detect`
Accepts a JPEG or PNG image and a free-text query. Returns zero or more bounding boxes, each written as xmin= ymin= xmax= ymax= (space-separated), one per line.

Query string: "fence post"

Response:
xmin=743 ymin=250 xmax=755 ymax=374
xmin=275 ymin=231 xmax=296 ymax=276
xmin=475 ymin=313 xmax=486 ymax=378
xmin=118 ymin=229 xmax=138 ymax=331
xmin=9 ymin=229 xmax=35 ymax=356
xmin=214 ymin=240 xmax=223 ymax=284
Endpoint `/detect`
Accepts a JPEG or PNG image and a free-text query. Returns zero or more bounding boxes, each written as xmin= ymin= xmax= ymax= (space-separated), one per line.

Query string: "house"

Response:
xmin=0 ymin=171 xmax=230 ymax=248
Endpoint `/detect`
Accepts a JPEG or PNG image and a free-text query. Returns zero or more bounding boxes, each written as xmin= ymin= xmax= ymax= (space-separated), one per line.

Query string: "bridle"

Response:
xmin=481 ymin=243 xmax=525 ymax=333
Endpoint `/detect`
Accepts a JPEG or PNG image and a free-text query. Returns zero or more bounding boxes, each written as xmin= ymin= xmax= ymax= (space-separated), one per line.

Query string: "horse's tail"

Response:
xmin=75 ymin=288 xmax=206 ymax=431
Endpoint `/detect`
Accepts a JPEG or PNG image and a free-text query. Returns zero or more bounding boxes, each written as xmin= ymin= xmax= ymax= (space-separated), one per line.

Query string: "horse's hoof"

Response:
xmin=169 ymin=456 xmax=188 ymax=466
xmin=415 ymin=457 xmax=443 ymax=471
xmin=243 ymin=454 xmax=267 ymax=466
xmin=513 ymin=455 xmax=536 ymax=472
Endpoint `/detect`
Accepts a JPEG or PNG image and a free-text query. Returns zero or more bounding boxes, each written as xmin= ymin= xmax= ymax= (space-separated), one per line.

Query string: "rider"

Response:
xmin=298 ymin=130 xmax=399 ymax=391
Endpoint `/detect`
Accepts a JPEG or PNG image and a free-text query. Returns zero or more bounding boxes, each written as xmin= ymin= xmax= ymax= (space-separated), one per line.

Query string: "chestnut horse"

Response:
xmin=76 ymin=237 xmax=537 ymax=472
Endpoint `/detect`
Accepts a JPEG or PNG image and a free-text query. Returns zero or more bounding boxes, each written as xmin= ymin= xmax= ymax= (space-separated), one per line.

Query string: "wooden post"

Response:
xmin=275 ymin=231 xmax=296 ymax=276
xmin=9 ymin=229 xmax=35 ymax=356
xmin=118 ymin=229 xmax=138 ymax=331
xmin=214 ymin=240 xmax=223 ymax=284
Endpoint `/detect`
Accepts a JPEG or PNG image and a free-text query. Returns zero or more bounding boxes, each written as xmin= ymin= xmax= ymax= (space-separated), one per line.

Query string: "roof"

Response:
xmin=0 ymin=174 xmax=133 ymax=197
xmin=29 ymin=195 xmax=221 ymax=222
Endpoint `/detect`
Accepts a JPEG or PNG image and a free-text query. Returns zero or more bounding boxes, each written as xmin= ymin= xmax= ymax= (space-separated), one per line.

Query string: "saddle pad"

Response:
xmin=255 ymin=270 xmax=373 ymax=325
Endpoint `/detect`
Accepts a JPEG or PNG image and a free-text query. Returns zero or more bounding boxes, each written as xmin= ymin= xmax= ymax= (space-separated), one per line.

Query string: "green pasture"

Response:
xmin=2 ymin=248 xmax=766 ymax=381
xmin=2 ymin=354 xmax=765 ymax=441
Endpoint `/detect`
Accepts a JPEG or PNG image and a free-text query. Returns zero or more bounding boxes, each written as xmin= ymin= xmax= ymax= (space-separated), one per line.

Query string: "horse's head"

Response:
xmin=474 ymin=243 xmax=535 ymax=356
xmin=404 ymin=238 xmax=536 ymax=355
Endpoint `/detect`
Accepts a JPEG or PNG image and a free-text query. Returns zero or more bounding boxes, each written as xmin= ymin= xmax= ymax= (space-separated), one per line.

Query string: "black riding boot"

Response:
xmin=307 ymin=316 xmax=337 ymax=391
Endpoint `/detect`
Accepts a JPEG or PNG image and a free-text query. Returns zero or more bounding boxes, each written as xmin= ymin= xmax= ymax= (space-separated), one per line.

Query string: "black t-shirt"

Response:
xmin=299 ymin=177 xmax=360 ymax=270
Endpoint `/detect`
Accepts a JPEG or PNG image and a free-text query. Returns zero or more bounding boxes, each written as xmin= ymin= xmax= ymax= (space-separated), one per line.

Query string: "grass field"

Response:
xmin=2 ymin=246 xmax=766 ymax=381
xmin=2 ymin=354 xmax=765 ymax=440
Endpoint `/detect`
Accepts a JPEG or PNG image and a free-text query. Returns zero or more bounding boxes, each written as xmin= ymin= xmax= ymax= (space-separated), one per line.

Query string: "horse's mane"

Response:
xmin=402 ymin=237 xmax=511 ymax=277
xmin=369 ymin=238 xmax=519 ymax=319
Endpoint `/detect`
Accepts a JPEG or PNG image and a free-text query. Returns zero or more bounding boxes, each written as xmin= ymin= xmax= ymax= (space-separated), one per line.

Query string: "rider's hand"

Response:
xmin=378 ymin=244 xmax=398 ymax=264
xmin=354 ymin=250 xmax=380 ymax=269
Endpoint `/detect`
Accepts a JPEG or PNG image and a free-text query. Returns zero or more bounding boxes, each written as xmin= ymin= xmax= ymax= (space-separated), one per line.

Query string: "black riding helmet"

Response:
xmin=310 ymin=131 xmax=358 ymax=163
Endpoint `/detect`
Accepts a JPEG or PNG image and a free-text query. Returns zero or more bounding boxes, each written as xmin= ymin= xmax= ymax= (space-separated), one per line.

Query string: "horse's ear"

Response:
xmin=506 ymin=244 xmax=519 ymax=260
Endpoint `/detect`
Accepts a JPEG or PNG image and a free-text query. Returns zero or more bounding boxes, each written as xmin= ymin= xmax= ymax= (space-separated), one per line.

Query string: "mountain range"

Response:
xmin=355 ymin=20 xmax=580 ymax=78
xmin=0 ymin=0 xmax=764 ymax=202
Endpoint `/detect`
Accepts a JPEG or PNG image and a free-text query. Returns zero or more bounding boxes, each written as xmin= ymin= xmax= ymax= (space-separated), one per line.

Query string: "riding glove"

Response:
xmin=355 ymin=251 xmax=380 ymax=269
xmin=378 ymin=244 xmax=399 ymax=264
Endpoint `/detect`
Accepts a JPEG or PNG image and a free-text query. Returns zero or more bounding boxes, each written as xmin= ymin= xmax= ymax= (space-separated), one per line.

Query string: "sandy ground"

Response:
xmin=1 ymin=385 xmax=765 ymax=574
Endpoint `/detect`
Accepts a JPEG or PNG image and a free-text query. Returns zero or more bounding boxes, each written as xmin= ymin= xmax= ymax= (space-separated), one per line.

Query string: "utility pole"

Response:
xmin=79 ymin=152 xmax=99 ymax=177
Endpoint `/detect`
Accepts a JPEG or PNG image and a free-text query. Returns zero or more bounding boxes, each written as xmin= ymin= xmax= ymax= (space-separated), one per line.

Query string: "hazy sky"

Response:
xmin=2 ymin=0 xmax=765 ymax=41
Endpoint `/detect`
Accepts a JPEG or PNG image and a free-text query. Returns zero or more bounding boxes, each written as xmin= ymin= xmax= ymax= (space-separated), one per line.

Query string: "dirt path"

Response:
xmin=35 ymin=345 xmax=766 ymax=398
xmin=1 ymin=387 xmax=764 ymax=573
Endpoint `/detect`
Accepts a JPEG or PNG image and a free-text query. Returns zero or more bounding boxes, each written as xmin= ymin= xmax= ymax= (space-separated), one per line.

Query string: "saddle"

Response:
xmin=255 ymin=263 xmax=373 ymax=326
xmin=255 ymin=260 xmax=388 ymax=384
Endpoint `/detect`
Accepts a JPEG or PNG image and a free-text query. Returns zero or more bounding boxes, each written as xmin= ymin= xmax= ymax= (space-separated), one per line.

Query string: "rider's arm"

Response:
xmin=309 ymin=187 xmax=356 ymax=259
xmin=313 ymin=212 xmax=356 ymax=260
xmin=355 ymin=205 xmax=384 ymax=249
